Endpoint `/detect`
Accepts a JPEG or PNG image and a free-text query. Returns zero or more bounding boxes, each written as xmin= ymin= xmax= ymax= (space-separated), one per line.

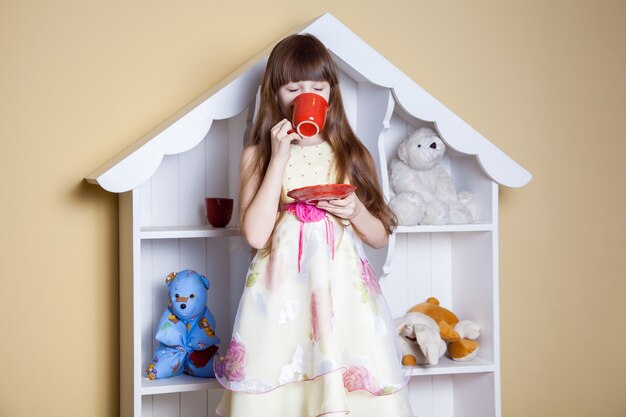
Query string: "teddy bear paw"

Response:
xmin=448 ymin=339 xmax=479 ymax=362
xmin=448 ymin=204 xmax=473 ymax=224
xmin=422 ymin=200 xmax=450 ymax=225
xmin=402 ymin=354 xmax=418 ymax=366
xmin=389 ymin=193 xmax=425 ymax=226
xmin=454 ymin=320 xmax=480 ymax=340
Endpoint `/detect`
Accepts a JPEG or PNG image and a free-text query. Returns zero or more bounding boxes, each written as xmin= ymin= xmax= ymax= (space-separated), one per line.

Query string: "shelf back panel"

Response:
xmin=140 ymin=237 xmax=248 ymax=377
xmin=381 ymin=231 xmax=495 ymax=364
xmin=408 ymin=373 xmax=496 ymax=417
xmin=141 ymin=389 xmax=224 ymax=417
xmin=138 ymin=110 xmax=247 ymax=229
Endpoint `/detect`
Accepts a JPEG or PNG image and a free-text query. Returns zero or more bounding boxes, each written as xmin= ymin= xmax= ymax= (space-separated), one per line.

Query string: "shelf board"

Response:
xmin=141 ymin=358 xmax=493 ymax=396
xmin=140 ymin=225 xmax=241 ymax=240
xmin=141 ymin=374 xmax=222 ymax=395
xmin=408 ymin=356 xmax=495 ymax=376
xmin=395 ymin=223 xmax=494 ymax=234
xmin=139 ymin=223 xmax=493 ymax=239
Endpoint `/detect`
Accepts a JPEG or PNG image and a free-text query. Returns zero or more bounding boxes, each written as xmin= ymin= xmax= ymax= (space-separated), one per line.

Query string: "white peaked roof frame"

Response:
xmin=86 ymin=13 xmax=531 ymax=193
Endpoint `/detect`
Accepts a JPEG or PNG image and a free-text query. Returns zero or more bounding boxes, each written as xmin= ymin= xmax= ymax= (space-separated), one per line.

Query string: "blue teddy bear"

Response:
xmin=146 ymin=269 xmax=220 ymax=380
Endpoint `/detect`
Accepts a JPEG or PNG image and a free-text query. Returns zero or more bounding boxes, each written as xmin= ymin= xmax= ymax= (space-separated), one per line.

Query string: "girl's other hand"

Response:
xmin=316 ymin=192 xmax=361 ymax=220
xmin=270 ymin=119 xmax=301 ymax=162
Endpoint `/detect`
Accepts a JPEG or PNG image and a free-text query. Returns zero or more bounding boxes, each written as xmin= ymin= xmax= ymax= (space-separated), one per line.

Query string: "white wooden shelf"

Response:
xmin=408 ymin=357 xmax=495 ymax=377
xmin=139 ymin=225 xmax=241 ymax=240
xmin=394 ymin=223 xmax=494 ymax=234
xmin=139 ymin=223 xmax=493 ymax=240
xmin=141 ymin=375 xmax=222 ymax=395
xmin=138 ymin=223 xmax=493 ymax=241
xmin=140 ymin=357 xmax=492 ymax=396
xmin=90 ymin=14 xmax=531 ymax=417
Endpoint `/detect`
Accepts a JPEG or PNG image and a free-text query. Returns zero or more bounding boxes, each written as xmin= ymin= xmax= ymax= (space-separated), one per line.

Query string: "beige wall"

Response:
xmin=1 ymin=1 xmax=625 ymax=416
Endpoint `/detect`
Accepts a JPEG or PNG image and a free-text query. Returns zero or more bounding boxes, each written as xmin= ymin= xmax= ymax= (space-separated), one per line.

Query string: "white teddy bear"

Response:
xmin=389 ymin=127 xmax=476 ymax=226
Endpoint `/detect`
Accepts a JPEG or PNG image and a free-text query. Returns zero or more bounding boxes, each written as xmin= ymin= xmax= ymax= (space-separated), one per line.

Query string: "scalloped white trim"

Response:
xmin=87 ymin=13 xmax=530 ymax=193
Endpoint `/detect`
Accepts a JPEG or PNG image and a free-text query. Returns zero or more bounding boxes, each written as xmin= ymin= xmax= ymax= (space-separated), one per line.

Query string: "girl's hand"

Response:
xmin=316 ymin=192 xmax=361 ymax=220
xmin=270 ymin=119 xmax=301 ymax=162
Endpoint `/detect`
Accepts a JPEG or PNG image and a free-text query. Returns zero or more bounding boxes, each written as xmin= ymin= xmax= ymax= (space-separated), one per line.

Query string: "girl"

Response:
xmin=215 ymin=34 xmax=412 ymax=417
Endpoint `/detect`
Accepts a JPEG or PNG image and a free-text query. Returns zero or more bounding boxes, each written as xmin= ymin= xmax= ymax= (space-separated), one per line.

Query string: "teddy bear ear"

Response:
xmin=166 ymin=272 xmax=178 ymax=286
xmin=199 ymin=274 xmax=210 ymax=290
xmin=397 ymin=141 xmax=409 ymax=163
xmin=427 ymin=297 xmax=440 ymax=306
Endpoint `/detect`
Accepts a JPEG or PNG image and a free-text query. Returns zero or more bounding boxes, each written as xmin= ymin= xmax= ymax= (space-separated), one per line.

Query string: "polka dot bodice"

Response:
xmin=282 ymin=141 xmax=337 ymax=201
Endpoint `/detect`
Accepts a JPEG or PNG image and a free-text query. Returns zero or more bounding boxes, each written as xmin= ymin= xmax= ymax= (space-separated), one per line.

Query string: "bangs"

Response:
xmin=269 ymin=34 xmax=337 ymax=90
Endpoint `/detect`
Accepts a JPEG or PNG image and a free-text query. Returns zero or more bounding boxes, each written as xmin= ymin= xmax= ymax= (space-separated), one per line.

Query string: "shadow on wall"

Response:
xmin=73 ymin=178 xmax=121 ymax=413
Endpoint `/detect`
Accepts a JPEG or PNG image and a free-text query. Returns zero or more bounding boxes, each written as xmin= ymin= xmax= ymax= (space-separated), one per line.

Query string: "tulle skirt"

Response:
xmin=214 ymin=212 xmax=412 ymax=417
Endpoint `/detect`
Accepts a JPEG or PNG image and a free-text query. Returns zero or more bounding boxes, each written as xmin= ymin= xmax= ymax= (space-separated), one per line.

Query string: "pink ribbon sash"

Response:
xmin=282 ymin=202 xmax=335 ymax=272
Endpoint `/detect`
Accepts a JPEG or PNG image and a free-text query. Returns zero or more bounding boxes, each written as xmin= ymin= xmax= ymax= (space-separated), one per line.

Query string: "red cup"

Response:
xmin=291 ymin=92 xmax=329 ymax=137
xmin=204 ymin=198 xmax=233 ymax=228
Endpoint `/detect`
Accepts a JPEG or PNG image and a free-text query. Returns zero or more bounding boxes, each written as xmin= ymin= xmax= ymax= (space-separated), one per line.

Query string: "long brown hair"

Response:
xmin=247 ymin=33 xmax=397 ymax=234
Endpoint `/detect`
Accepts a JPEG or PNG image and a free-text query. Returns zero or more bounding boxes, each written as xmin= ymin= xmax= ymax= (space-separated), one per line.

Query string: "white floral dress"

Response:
xmin=215 ymin=141 xmax=412 ymax=417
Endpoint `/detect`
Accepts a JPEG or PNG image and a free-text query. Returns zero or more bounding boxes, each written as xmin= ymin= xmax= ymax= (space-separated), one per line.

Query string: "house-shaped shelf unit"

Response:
xmin=86 ymin=13 xmax=530 ymax=417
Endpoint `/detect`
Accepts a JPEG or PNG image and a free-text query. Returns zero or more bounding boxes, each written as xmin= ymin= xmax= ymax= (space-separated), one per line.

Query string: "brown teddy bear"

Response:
xmin=408 ymin=297 xmax=480 ymax=361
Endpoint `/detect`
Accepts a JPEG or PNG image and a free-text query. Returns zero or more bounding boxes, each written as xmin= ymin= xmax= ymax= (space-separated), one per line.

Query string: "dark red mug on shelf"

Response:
xmin=205 ymin=198 xmax=233 ymax=228
xmin=289 ymin=92 xmax=329 ymax=138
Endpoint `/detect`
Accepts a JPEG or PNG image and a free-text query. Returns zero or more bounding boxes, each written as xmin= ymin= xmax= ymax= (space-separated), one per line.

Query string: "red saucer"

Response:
xmin=287 ymin=184 xmax=357 ymax=202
